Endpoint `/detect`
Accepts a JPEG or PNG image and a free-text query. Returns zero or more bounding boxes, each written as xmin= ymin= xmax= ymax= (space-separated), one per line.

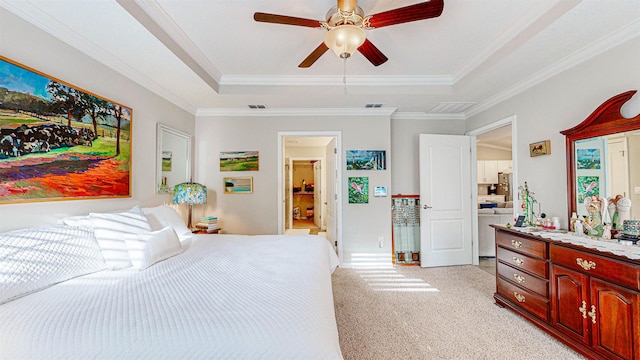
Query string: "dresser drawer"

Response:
xmin=550 ymin=244 xmax=640 ymax=291
xmin=497 ymin=246 xmax=548 ymax=278
xmin=496 ymin=230 xmax=547 ymax=259
xmin=497 ymin=277 xmax=549 ymax=321
xmin=498 ymin=261 xmax=549 ymax=297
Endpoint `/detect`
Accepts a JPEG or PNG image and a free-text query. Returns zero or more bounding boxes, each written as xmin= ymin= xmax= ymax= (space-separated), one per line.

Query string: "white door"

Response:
xmin=419 ymin=134 xmax=473 ymax=267
xmin=313 ymin=160 xmax=322 ymax=227
xmin=325 ymin=138 xmax=337 ymax=248
xmin=608 ymin=138 xmax=629 ymax=199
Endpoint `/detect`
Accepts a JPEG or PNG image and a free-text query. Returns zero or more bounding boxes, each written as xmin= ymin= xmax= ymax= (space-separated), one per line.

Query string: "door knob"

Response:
xmin=422 ymin=204 xmax=432 ymax=209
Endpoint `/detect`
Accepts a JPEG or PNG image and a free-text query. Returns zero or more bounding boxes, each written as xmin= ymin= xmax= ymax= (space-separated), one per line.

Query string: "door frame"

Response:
xmin=466 ymin=115 xmax=518 ymax=265
xmin=277 ymin=131 xmax=343 ymax=259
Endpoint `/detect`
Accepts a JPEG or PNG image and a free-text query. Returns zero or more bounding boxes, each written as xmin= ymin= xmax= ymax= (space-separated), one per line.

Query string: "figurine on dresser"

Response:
xmin=607 ymin=194 xmax=631 ymax=230
xmin=616 ymin=197 xmax=632 ymax=229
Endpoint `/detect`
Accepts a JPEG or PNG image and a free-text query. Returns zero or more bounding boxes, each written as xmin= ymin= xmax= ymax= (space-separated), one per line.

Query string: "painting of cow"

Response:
xmin=0 ymin=56 xmax=132 ymax=203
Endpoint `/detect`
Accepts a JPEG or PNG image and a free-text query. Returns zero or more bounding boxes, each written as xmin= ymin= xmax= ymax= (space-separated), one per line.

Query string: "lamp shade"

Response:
xmin=173 ymin=182 xmax=207 ymax=205
xmin=324 ymin=25 xmax=366 ymax=59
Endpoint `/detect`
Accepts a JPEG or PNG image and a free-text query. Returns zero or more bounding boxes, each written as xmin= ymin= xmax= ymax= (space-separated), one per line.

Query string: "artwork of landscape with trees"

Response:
xmin=0 ymin=56 xmax=131 ymax=203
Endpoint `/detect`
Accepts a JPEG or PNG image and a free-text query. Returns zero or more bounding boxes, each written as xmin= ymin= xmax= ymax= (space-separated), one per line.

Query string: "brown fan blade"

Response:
xmin=254 ymin=12 xmax=322 ymax=28
xmin=299 ymin=43 xmax=330 ymax=68
xmin=358 ymin=39 xmax=388 ymax=66
xmin=366 ymin=0 xmax=444 ymax=28
xmin=337 ymin=0 xmax=358 ymax=12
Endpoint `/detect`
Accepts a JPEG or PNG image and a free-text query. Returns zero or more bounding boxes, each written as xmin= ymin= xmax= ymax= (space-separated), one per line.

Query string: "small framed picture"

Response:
xmin=529 ymin=140 xmax=550 ymax=157
xmin=374 ymin=187 xmax=388 ymax=197
xmin=223 ymin=177 xmax=253 ymax=194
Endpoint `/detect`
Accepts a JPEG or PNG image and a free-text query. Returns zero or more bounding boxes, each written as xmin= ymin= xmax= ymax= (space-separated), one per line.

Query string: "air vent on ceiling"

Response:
xmin=430 ymin=102 xmax=476 ymax=113
xmin=365 ymin=103 xmax=383 ymax=108
xmin=248 ymin=104 xmax=267 ymax=109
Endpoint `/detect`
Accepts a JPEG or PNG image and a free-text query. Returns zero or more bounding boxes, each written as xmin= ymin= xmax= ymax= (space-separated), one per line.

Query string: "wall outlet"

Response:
xmin=378 ymin=236 xmax=384 ymax=248
xmin=635 ymin=186 xmax=640 ymax=195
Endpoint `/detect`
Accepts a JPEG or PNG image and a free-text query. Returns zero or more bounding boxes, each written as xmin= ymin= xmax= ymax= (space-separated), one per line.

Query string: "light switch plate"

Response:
xmin=635 ymin=186 xmax=640 ymax=195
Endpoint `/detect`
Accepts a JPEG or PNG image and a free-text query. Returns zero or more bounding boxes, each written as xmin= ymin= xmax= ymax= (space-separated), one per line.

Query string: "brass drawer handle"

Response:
xmin=514 ymin=292 xmax=526 ymax=303
xmin=579 ymin=301 xmax=587 ymax=319
xmin=588 ymin=305 xmax=597 ymax=324
xmin=513 ymin=274 xmax=525 ymax=284
xmin=512 ymin=257 xmax=524 ymax=266
xmin=576 ymin=257 xmax=596 ymax=270
xmin=511 ymin=239 xmax=522 ymax=249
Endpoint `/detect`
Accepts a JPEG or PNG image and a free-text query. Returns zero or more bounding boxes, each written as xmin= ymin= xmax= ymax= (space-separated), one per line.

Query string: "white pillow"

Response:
xmin=88 ymin=206 xmax=152 ymax=269
xmin=0 ymin=225 xmax=106 ymax=304
xmin=142 ymin=205 xmax=192 ymax=241
xmin=124 ymin=226 xmax=183 ymax=269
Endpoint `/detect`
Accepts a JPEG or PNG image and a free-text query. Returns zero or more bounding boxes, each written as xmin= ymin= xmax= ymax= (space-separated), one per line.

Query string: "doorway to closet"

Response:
xmin=278 ymin=132 xmax=342 ymax=254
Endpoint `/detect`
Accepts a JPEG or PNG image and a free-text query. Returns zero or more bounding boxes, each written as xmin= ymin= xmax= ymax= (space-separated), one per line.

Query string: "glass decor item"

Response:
xmin=173 ymin=182 xmax=207 ymax=229
xmin=518 ymin=181 xmax=537 ymax=226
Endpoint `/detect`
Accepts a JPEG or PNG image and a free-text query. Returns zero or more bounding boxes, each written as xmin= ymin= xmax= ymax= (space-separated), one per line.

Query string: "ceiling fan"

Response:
xmin=254 ymin=0 xmax=444 ymax=68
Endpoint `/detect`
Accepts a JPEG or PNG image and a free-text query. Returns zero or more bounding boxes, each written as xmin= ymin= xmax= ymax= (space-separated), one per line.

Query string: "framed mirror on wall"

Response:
xmin=561 ymin=90 xmax=640 ymax=222
xmin=156 ymin=123 xmax=192 ymax=194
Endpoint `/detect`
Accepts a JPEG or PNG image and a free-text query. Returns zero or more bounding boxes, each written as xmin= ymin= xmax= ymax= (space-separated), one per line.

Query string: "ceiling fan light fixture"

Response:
xmin=324 ymin=25 xmax=366 ymax=59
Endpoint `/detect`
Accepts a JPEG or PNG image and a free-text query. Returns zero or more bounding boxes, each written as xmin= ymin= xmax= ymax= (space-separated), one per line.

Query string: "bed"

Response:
xmin=0 ymin=206 xmax=343 ymax=359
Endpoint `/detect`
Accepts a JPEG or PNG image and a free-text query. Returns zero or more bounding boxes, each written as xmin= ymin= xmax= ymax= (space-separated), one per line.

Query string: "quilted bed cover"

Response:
xmin=0 ymin=234 xmax=343 ymax=359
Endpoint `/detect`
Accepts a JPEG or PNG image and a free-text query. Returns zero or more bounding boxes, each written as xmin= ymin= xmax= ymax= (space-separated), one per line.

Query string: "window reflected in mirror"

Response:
xmin=156 ymin=124 xmax=191 ymax=194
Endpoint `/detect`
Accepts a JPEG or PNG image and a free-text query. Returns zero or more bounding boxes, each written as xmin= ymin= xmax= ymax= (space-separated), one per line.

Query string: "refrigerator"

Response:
xmin=496 ymin=172 xmax=512 ymax=201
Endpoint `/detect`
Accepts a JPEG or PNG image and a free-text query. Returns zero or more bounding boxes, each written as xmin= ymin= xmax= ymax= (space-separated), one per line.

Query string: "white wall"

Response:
xmin=195 ymin=114 xmax=392 ymax=265
xmin=466 ymin=38 xmax=640 ymax=228
xmin=0 ymin=8 xmax=195 ymax=232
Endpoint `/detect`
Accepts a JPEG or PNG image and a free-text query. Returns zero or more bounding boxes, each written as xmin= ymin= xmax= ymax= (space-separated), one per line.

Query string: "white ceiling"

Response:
xmin=2 ymin=0 xmax=639 ymax=117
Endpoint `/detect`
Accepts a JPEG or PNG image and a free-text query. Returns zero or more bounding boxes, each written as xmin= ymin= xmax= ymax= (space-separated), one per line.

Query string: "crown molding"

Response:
xmin=196 ymin=107 xmax=397 ymax=117
xmin=452 ymin=0 xmax=581 ymax=83
xmin=2 ymin=0 xmax=199 ymax=115
xmin=466 ymin=19 xmax=640 ymax=119
xmin=219 ymin=75 xmax=453 ymax=87
xmin=124 ymin=0 xmax=223 ymax=86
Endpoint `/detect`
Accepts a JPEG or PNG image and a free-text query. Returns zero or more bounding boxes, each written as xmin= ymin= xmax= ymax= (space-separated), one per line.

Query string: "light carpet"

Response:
xmin=332 ymin=265 xmax=585 ymax=360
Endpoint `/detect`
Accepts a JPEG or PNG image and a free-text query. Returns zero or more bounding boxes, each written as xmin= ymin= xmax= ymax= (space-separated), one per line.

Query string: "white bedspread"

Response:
xmin=0 ymin=234 xmax=342 ymax=359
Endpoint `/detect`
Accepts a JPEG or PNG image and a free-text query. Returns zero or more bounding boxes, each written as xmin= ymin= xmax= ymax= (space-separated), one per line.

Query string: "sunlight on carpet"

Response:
xmin=355 ymin=268 xmax=439 ymax=292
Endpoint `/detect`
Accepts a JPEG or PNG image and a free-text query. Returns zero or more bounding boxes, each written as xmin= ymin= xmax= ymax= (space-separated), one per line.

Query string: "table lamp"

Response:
xmin=173 ymin=181 xmax=207 ymax=230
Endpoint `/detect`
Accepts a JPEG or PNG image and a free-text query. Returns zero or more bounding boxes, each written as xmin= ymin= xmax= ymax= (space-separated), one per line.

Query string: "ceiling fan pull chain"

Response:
xmin=343 ymin=57 xmax=348 ymax=95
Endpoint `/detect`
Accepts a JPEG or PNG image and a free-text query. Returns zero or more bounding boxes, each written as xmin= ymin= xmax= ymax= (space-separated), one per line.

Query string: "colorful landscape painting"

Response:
xmin=223 ymin=177 xmax=253 ymax=194
xmin=346 ymin=150 xmax=386 ymax=170
xmin=162 ymin=151 xmax=172 ymax=171
xmin=220 ymin=151 xmax=259 ymax=171
xmin=348 ymin=177 xmax=369 ymax=204
xmin=0 ymin=56 xmax=131 ymax=203
xmin=577 ymin=148 xmax=601 ymax=169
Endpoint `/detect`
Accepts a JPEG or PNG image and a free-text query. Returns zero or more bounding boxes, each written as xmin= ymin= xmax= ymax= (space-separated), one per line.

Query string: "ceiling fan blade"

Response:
xmin=299 ymin=43 xmax=330 ymax=68
xmin=366 ymin=0 xmax=444 ymax=28
xmin=254 ymin=12 xmax=322 ymax=28
xmin=358 ymin=39 xmax=388 ymax=66
xmin=337 ymin=0 xmax=358 ymax=12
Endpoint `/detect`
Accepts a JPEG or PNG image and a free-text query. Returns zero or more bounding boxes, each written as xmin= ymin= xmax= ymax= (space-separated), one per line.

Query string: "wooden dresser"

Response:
xmin=491 ymin=225 xmax=640 ymax=360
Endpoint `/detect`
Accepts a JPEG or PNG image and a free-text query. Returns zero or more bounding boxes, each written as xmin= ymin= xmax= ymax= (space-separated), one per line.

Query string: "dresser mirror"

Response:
xmin=156 ymin=124 xmax=191 ymax=194
xmin=561 ymin=90 xmax=640 ymax=222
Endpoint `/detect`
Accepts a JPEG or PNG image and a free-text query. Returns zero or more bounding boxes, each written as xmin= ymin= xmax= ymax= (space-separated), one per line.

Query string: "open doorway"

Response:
xmin=290 ymin=159 xmax=323 ymax=233
xmin=468 ymin=116 xmax=517 ymax=271
xmin=278 ymin=132 xmax=342 ymax=255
